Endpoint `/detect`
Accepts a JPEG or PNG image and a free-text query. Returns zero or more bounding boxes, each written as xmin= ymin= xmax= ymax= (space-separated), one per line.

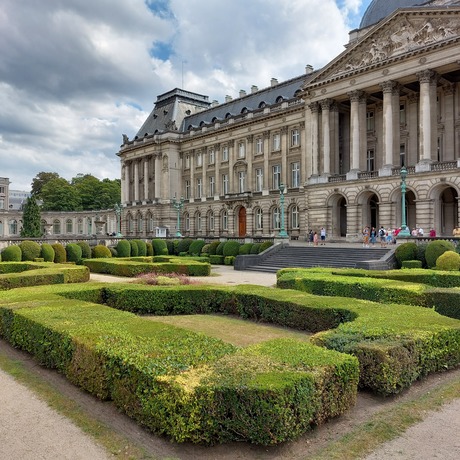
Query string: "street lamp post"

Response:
xmin=171 ymin=196 xmax=185 ymax=237
xmin=398 ymin=166 xmax=411 ymax=238
xmin=114 ymin=203 xmax=122 ymax=237
xmin=278 ymin=183 xmax=288 ymax=238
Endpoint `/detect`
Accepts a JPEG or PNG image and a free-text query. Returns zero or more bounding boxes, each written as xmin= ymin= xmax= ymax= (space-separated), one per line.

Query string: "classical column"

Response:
xmin=320 ymin=99 xmax=332 ymax=175
xmin=309 ymin=102 xmax=319 ymax=176
xmin=407 ymin=94 xmax=419 ymax=165
xmin=380 ymin=81 xmax=400 ymax=169
xmin=299 ymin=120 xmax=307 ymax=182
xmin=417 ymin=70 xmax=437 ymax=163
xmin=121 ymin=162 xmax=128 ymax=203
xmin=263 ymin=131 xmax=270 ymax=193
xmin=246 ymin=135 xmax=253 ymax=190
xmin=281 ymin=127 xmax=288 ymax=185
xmin=143 ymin=157 xmax=149 ymax=201
xmin=347 ymin=90 xmax=363 ymax=173
xmin=443 ymin=83 xmax=455 ymax=161
xmin=331 ymin=104 xmax=339 ymax=175
xmin=133 ymin=160 xmax=139 ymax=202
xmin=154 ymin=154 xmax=162 ymax=199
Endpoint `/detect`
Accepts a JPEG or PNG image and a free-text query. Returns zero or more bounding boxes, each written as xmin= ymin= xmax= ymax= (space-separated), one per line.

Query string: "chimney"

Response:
xmin=225 ymin=95 xmax=233 ymax=103
xmin=305 ymin=64 xmax=314 ymax=75
xmin=251 ymin=85 xmax=258 ymax=93
xmin=239 ymin=89 xmax=247 ymax=98
xmin=270 ymin=78 xmax=278 ymax=87
xmin=211 ymin=100 xmax=219 ymax=107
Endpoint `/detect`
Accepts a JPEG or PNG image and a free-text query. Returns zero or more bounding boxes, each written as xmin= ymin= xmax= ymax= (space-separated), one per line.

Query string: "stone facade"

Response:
xmin=117 ymin=2 xmax=460 ymax=240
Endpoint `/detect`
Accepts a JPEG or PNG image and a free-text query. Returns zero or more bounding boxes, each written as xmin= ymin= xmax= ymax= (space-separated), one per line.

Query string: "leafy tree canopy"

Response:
xmin=41 ymin=178 xmax=82 ymax=211
xmin=31 ymin=172 xmax=61 ymax=198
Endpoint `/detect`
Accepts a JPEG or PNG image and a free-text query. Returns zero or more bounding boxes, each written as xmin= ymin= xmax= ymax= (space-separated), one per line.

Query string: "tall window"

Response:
xmin=238 ymin=171 xmax=246 ymax=193
xmin=208 ymin=148 xmax=215 ymax=164
xmin=66 ymin=219 xmax=73 ymax=234
xmin=185 ymin=180 xmax=190 ymax=199
xmin=196 ymin=151 xmax=202 ymax=167
xmin=137 ymin=214 xmax=143 ymax=233
xmin=222 ymin=146 xmax=229 ymax=161
xmin=209 ymin=211 xmax=215 ymax=231
xmin=238 ymin=142 xmax=245 ymax=158
xmin=209 ymin=176 xmax=215 ymax=196
xmin=400 ymin=143 xmax=406 ymax=166
xmin=400 ymin=103 xmax=406 ymax=125
xmin=272 ymin=133 xmax=281 ymax=151
xmin=366 ymin=111 xmax=374 ymax=131
xmin=196 ymin=212 xmax=202 ymax=232
xmin=53 ymin=219 xmax=61 ymax=234
xmin=272 ymin=165 xmax=281 ymax=189
xmin=272 ymin=207 xmax=280 ymax=229
xmin=221 ymin=210 xmax=228 ymax=230
xmin=222 ymin=173 xmax=229 ymax=194
xmin=255 ymin=137 xmax=263 ymax=154
xmin=77 ymin=218 xmax=83 ymax=234
xmin=185 ymin=213 xmax=190 ymax=231
xmin=185 ymin=154 xmax=190 ymax=169
xmin=290 ymin=205 xmax=299 ymax=229
xmin=148 ymin=214 xmax=154 ymax=233
xmin=366 ymin=149 xmax=375 ymax=171
xmin=437 ymin=137 xmax=442 ymax=162
xmin=291 ymin=162 xmax=300 ymax=188
xmin=196 ymin=178 xmax=202 ymax=198
xmin=291 ymin=129 xmax=300 ymax=147
xmin=255 ymin=208 xmax=263 ymax=230
xmin=255 ymin=168 xmax=263 ymax=192
xmin=9 ymin=219 xmax=18 ymax=234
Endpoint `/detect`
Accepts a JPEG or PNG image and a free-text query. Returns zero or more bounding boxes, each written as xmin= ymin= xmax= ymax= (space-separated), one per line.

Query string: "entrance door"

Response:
xmin=238 ymin=207 xmax=247 ymax=237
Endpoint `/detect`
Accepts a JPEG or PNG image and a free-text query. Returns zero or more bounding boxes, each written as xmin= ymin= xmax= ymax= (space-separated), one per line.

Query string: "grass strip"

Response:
xmin=308 ymin=374 xmax=460 ymax=460
xmin=0 ymin=348 xmax=161 ymax=460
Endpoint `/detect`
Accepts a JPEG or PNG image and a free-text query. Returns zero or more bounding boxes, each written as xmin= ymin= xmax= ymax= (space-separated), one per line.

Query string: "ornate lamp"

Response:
xmin=398 ymin=166 xmax=411 ymax=238
xmin=171 ymin=196 xmax=185 ymax=237
xmin=114 ymin=203 xmax=123 ymax=237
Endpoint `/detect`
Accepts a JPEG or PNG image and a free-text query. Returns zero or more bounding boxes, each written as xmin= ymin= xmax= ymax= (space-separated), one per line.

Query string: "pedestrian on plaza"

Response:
xmin=379 ymin=226 xmax=386 ymax=247
xmin=370 ymin=227 xmax=377 ymax=246
xmin=362 ymin=226 xmax=370 ymax=247
xmin=320 ymin=227 xmax=326 ymax=245
xmin=429 ymin=228 xmax=436 ymax=238
xmin=308 ymin=229 xmax=314 ymax=246
xmin=313 ymin=231 xmax=319 ymax=246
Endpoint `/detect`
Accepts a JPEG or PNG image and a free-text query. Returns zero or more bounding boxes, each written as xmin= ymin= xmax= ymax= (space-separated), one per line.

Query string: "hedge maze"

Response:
xmin=0 ymin=263 xmax=459 ymax=445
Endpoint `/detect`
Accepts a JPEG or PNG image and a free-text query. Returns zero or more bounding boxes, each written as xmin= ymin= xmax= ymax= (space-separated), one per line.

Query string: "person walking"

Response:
xmin=313 ymin=231 xmax=319 ymax=247
xmin=308 ymin=229 xmax=314 ymax=246
xmin=320 ymin=227 xmax=326 ymax=245
xmin=379 ymin=226 xmax=386 ymax=247
xmin=362 ymin=226 xmax=370 ymax=247
xmin=370 ymin=227 xmax=377 ymax=246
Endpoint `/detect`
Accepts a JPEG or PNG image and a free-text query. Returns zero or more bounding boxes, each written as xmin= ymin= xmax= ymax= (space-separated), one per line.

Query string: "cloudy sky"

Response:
xmin=0 ymin=0 xmax=370 ymax=191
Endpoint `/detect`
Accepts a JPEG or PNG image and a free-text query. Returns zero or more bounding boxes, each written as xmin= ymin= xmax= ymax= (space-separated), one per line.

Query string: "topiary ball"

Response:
xmin=76 ymin=241 xmax=92 ymax=259
xmin=189 ymin=240 xmax=206 ymax=256
xmin=116 ymin=240 xmax=131 ymax=257
xmin=40 ymin=243 xmax=55 ymax=262
xmin=92 ymin=245 xmax=112 ymax=258
xmin=19 ymin=240 xmax=41 ymax=261
xmin=52 ymin=243 xmax=67 ymax=263
xmin=135 ymin=239 xmax=147 ymax=256
xmin=223 ymin=241 xmax=241 ymax=257
xmin=152 ymin=239 xmax=168 ymax=255
xmin=425 ymin=239 xmax=455 ymax=269
xmin=259 ymin=241 xmax=273 ymax=252
xmin=130 ymin=240 xmax=139 ymax=257
xmin=1 ymin=245 xmax=22 ymax=262
xmin=436 ymin=250 xmax=460 ymax=271
xmin=239 ymin=243 xmax=253 ymax=255
xmin=66 ymin=243 xmax=83 ymax=264
xmin=395 ymin=242 xmax=417 ymax=268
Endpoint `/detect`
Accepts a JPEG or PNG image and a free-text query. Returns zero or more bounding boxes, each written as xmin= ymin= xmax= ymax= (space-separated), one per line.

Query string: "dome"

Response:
xmin=359 ymin=0 xmax=425 ymax=29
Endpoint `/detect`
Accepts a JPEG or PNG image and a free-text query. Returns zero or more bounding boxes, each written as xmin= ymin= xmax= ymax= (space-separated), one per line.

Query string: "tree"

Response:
xmin=31 ymin=172 xmax=61 ymax=197
xmin=20 ymin=197 xmax=42 ymax=237
xmin=41 ymin=178 xmax=82 ymax=211
xmin=71 ymin=174 xmax=121 ymax=210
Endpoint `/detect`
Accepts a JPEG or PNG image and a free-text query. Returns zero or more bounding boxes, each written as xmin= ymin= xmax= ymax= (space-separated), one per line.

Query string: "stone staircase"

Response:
xmin=239 ymin=245 xmax=393 ymax=273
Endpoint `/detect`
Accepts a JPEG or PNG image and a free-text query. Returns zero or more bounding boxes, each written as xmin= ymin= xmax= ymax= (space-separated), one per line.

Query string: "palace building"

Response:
xmin=118 ymin=0 xmax=460 ymax=240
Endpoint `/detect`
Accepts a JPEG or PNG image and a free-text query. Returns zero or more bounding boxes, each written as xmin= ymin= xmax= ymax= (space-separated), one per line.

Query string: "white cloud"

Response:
xmin=0 ymin=0 xmax=364 ymax=191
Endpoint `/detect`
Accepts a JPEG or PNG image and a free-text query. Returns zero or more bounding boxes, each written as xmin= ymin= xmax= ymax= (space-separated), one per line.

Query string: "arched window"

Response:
xmin=290 ymin=205 xmax=299 ymax=229
xmin=184 ymin=212 xmax=190 ymax=231
xmin=9 ymin=219 xmax=18 ymax=235
xmin=66 ymin=219 xmax=73 ymax=234
xmin=209 ymin=211 xmax=215 ymax=231
xmin=272 ymin=208 xmax=280 ymax=230
xmin=40 ymin=219 xmax=47 ymax=235
xmin=221 ymin=210 xmax=228 ymax=231
xmin=53 ymin=219 xmax=61 ymax=234
xmin=147 ymin=213 xmax=154 ymax=233
xmin=196 ymin=212 xmax=202 ymax=232
xmin=137 ymin=213 xmax=143 ymax=233
xmin=128 ymin=214 xmax=133 ymax=233
xmin=258 ymin=101 xmax=266 ymax=109
xmin=77 ymin=218 xmax=83 ymax=234
xmin=276 ymin=96 xmax=285 ymax=103
xmin=255 ymin=208 xmax=263 ymax=230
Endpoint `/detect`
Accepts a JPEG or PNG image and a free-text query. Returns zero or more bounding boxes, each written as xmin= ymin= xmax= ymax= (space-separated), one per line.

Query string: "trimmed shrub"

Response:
xmin=109 ymin=247 xmax=117 ymax=257
xmin=239 ymin=243 xmax=253 ymax=255
xmin=436 ymin=251 xmax=460 ymax=271
xmin=223 ymin=241 xmax=241 ymax=257
xmin=395 ymin=242 xmax=417 ymax=268
xmin=152 ymin=239 xmax=168 ymax=256
xmin=209 ymin=255 xmax=224 ymax=264
xmin=401 ymin=260 xmax=422 ymax=269
xmin=92 ymin=245 xmax=112 ymax=258
xmin=215 ymin=242 xmax=225 ymax=256
xmin=259 ymin=241 xmax=273 ymax=252
xmin=1 ymin=245 xmax=22 ymax=262
xmin=425 ymin=239 xmax=455 ymax=268
xmin=208 ymin=241 xmax=220 ymax=255
xmin=76 ymin=241 xmax=92 ymax=259
xmin=116 ymin=240 xmax=131 ymax=257
xmin=130 ymin=240 xmax=139 ymax=257
xmin=40 ymin=243 xmax=55 ymax=262
xmin=416 ymin=243 xmax=428 ymax=268
xmin=146 ymin=242 xmax=153 ymax=256
xmin=52 ymin=243 xmax=67 ymax=263
xmin=66 ymin=243 xmax=83 ymax=264
xmin=250 ymin=243 xmax=261 ymax=254
xmin=201 ymin=244 xmax=211 ymax=255
xmin=165 ymin=240 xmax=175 ymax=255
xmin=19 ymin=240 xmax=41 ymax=261
xmin=177 ymin=238 xmax=193 ymax=254
xmin=135 ymin=240 xmax=147 ymax=256
xmin=189 ymin=240 xmax=206 ymax=256
xmin=224 ymin=256 xmax=235 ymax=265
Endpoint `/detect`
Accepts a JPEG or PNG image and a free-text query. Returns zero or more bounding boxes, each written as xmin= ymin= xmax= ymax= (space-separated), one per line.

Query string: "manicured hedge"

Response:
xmin=1 ymin=245 xmax=22 ymax=262
xmin=116 ymin=240 xmax=131 ymax=257
xmin=52 ymin=243 xmax=66 ymax=263
xmin=83 ymin=258 xmax=211 ymax=277
xmin=66 ymin=243 xmax=83 ymax=264
xmin=19 ymin=240 xmax=41 ymax=261
xmin=0 ymin=283 xmax=359 ymax=445
xmin=92 ymin=245 xmax=112 ymax=258
xmin=76 ymin=241 xmax=92 ymax=259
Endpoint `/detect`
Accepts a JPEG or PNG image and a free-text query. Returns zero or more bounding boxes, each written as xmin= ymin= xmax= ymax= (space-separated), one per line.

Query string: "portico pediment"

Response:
xmin=305 ymin=7 xmax=460 ymax=89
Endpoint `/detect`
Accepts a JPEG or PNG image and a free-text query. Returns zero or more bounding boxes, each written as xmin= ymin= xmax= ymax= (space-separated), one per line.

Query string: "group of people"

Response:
xmin=308 ymin=228 xmax=327 ymax=246
xmin=362 ymin=226 xmax=394 ymax=247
